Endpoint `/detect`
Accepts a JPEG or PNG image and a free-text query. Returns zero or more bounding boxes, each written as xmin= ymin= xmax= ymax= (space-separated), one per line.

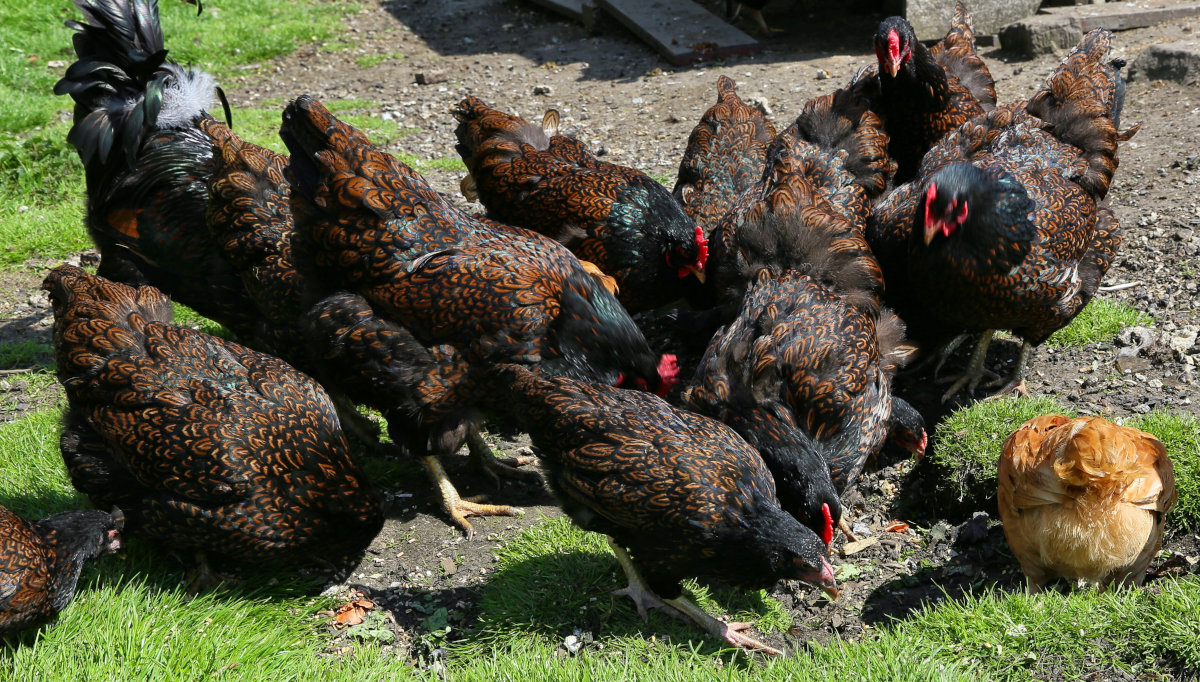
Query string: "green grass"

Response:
xmin=355 ymin=52 xmax=407 ymax=69
xmin=171 ymin=301 xmax=232 ymax=339
xmin=1046 ymin=298 xmax=1153 ymax=348
xmin=928 ymin=394 xmax=1075 ymax=514
xmin=0 ymin=339 xmax=54 ymax=370
xmin=1128 ymin=410 xmax=1200 ymax=528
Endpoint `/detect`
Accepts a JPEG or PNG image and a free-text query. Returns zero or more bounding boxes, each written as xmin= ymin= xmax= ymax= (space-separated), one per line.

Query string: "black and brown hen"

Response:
xmin=867 ymin=29 xmax=1138 ymax=401
xmin=281 ymin=96 xmax=678 ymax=534
xmin=673 ymin=76 xmax=777 ymax=236
xmin=860 ymin=1 xmax=997 ymax=184
xmin=452 ymin=96 xmax=708 ymax=312
xmin=494 ymin=363 xmax=837 ymax=655
xmin=46 ymin=265 xmax=384 ymax=574
xmin=0 ymin=505 xmax=122 ymax=638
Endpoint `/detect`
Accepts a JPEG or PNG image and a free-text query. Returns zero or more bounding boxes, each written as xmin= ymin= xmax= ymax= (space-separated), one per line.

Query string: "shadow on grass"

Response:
xmin=453 ymin=545 xmax=784 ymax=662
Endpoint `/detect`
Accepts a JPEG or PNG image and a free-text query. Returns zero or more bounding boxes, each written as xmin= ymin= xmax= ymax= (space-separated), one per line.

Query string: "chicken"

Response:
xmin=690 ymin=269 xmax=921 ymax=497
xmin=998 ymin=415 xmax=1176 ymax=592
xmin=867 ymin=29 xmax=1139 ymax=401
xmin=53 ymin=0 xmax=259 ymax=337
xmin=701 ymin=85 xmax=894 ymax=312
xmin=861 ymin=2 xmax=997 ymax=183
xmin=725 ymin=0 xmax=780 ymax=35
xmin=0 ymin=506 xmax=122 ymax=638
xmin=46 ymin=265 xmax=384 ymax=574
xmin=686 ymin=91 xmax=922 ymax=528
xmin=493 ymin=363 xmax=837 ymax=655
xmin=281 ymin=96 xmax=679 ymax=534
xmin=452 ymin=96 xmax=708 ymax=312
xmin=673 ymin=76 xmax=777 ymax=235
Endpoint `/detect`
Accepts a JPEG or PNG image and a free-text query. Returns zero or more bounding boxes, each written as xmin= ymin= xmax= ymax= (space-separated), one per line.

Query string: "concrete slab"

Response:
xmin=1130 ymin=39 xmax=1200 ymax=84
xmin=1040 ymin=0 xmax=1200 ymax=32
xmin=1001 ymin=0 xmax=1200 ymax=57
xmin=594 ymin=0 xmax=760 ymax=65
xmin=905 ymin=0 xmax=1041 ymax=41
xmin=524 ymin=0 xmax=585 ymax=23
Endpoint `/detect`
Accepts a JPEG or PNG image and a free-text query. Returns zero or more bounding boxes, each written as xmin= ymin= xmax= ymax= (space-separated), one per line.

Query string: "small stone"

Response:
xmin=851 ymin=522 xmax=871 ymax=537
xmin=440 ymin=556 xmax=457 ymax=576
xmin=533 ymin=85 xmax=553 ymax=96
xmin=563 ymin=634 xmax=581 ymax=655
xmin=1135 ymin=403 xmax=1152 ymax=414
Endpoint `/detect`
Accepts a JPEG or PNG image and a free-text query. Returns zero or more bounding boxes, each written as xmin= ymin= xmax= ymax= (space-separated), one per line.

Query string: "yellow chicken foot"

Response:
xmin=608 ymin=538 xmax=781 ymax=655
xmin=422 ymin=456 xmax=520 ymax=538
xmin=939 ymin=330 xmax=1000 ymax=402
xmin=663 ymin=596 xmax=783 ymax=656
xmin=467 ymin=428 xmax=540 ymax=485
xmin=608 ymin=538 xmax=675 ymax=621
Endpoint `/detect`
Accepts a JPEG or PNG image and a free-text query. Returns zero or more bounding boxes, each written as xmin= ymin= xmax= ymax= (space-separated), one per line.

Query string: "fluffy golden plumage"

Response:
xmin=997 ymin=415 xmax=1176 ymax=592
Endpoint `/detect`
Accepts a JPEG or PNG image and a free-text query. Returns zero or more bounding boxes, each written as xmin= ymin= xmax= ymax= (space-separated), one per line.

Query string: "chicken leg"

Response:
xmin=606 ymin=537 xmax=783 ymax=656
xmin=466 ymin=427 xmax=540 ymax=486
xmin=422 ymin=456 xmax=520 ymax=538
xmin=939 ymin=329 xmax=999 ymax=402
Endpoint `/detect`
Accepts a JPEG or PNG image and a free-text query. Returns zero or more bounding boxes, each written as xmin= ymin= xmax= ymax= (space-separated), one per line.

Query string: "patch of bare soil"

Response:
xmin=9 ymin=0 xmax=1199 ymax=668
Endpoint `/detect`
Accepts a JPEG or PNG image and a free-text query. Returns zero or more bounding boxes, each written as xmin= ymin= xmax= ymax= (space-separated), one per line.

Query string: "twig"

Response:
xmin=1098 ymin=281 xmax=1141 ymax=293
xmin=0 ymin=368 xmax=34 ymax=376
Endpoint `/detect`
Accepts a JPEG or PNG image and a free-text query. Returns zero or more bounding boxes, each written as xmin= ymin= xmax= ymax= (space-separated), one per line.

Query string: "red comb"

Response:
xmin=655 ymin=354 xmax=680 ymax=397
xmin=693 ymin=226 xmax=709 ymax=270
xmin=888 ymin=28 xmax=901 ymax=63
xmin=821 ymin=503 xmax=835 ymax=546
xmin=924 ymin=182 xmax=938 ymax=228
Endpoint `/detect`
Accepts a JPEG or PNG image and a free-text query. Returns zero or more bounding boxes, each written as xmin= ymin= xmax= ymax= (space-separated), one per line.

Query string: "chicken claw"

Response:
xmin=939 ymin=330 xmax=998 ymax=402
xmin=466 ymin=428 xmax=540 ymax=485
xmin=422 ymin=456 xmax=520 ymax=538
xmin=607 ymin=537 xmax=781 ymax=655
xmin=663 ymin=596 xmax=783 ymax=656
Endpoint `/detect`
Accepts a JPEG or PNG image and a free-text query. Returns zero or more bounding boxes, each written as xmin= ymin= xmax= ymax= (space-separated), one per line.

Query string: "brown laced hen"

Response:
xmin=998 ymin=415 xmax=1175 ymax=592
xmin=0 ymin=505 xmax=122 ymax=638
xmin=281 ymin=96 xmax=679 ymax=535
xmin=452 ymin=96 xmax=708 ymax=313
xmin=493 ymin=363 xmax=837 ymax=656
xmin=867 ymin=29 xmax=1139 ymax=401
xmin=46 ymin=265 xmax=384 ymax=575
xmin=700 ymin=86 xmax=894 ymax=316
xmin=860 ymin=1 xmax=997 ymax=183
xmin=673 ymin=76 xmax=777 ymax=235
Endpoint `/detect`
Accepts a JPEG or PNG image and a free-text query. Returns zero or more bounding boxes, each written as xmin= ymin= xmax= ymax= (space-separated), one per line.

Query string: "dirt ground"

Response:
xmin=4 ymin=0 xmax=1200 ymax=667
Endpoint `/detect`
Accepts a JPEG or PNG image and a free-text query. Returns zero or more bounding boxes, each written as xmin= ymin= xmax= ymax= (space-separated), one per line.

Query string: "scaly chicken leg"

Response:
xmin=422 ymin=456 xmax=520 ymax=538
xmin=466 ymin=427 xmax=540 ymax=485
xmin=606 ymin=538 xmax=784 ymax=656
xmin=939 ymin=329 xmax=998 ymax=402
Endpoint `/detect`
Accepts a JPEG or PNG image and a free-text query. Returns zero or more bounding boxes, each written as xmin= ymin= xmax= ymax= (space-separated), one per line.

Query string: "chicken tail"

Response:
xmin=1042 ymin=417 xmax=1168 ymax=502
xmin=1026 ymin=29 xmax=1138 ymax=200
xmin=452 ymin=95 xmax=552 ymax=181
xmin=43 ymin=264 xmax=173 ymax=341
xmin=781 ymin=86 xmax=897 ymax=200
xmin=54 ymin=0 xmax=228 ymax=187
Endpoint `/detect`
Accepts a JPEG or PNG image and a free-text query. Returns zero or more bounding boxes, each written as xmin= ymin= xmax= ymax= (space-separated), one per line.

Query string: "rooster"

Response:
xmin=452 ymin=97 xmax=708 ymax=313
xmin=998 ymin=415 xmax=1176 ymax=592
xmin=46 ymin=265 xmax=384 ymax=576
xmin=282 ymin=96 xmax=679 ymax=535
xmin=53 ymin=0 xmax=258 ymax=336
xmin=0 ymin=506 xmax=122 ymax=638
xmin=674 ymin=76 xmax=777 ymax=235
xmin=867 ymin=29 xmax=1139 ymax=401
xmin=861 ymin=2 xmax=997 ymax=184
xmin=493 ymin=363 xmax=837 ymax=655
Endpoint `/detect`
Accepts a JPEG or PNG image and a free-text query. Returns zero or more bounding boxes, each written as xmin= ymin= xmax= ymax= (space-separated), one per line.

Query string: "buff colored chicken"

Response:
xmin=997 ymin=415 xmax=1176 ymax=593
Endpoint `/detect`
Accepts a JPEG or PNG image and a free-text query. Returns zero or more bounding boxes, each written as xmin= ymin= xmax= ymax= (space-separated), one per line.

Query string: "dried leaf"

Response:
xmin=884 ymin=521 xmax=910 ymax=533
xmin=331 ymin=598 xmax=375 ymax=626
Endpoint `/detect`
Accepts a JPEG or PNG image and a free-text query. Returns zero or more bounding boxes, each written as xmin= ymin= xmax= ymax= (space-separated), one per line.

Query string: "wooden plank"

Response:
xmin=595 ymin=0 xmax=759 ymax=66
xmin=523 ymin=0 xmax=585 ymax=23
xmin=1040 ymin=0 xmax=1200 ymax=32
